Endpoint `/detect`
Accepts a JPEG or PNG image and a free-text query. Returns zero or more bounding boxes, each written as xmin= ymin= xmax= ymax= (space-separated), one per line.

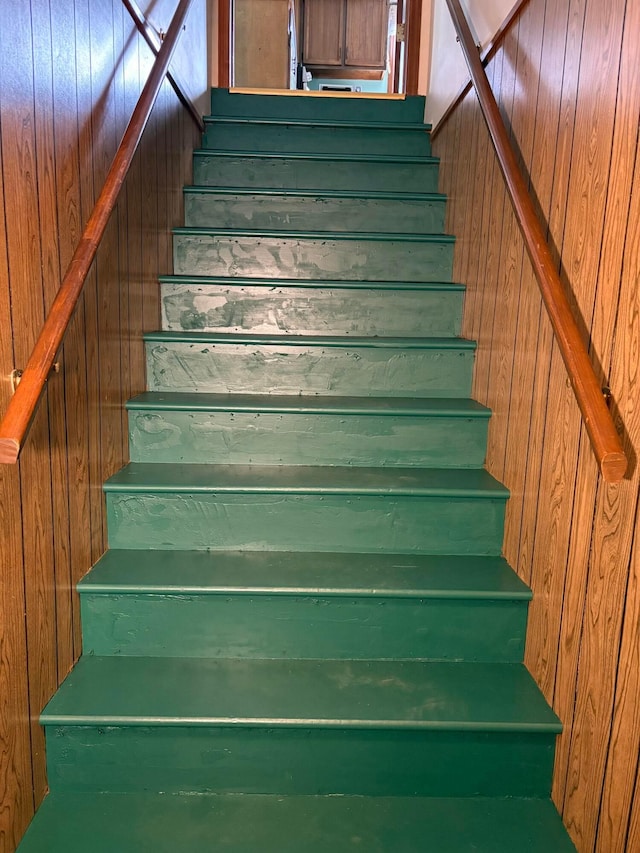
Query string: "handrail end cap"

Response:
xmin=601 ymin=451 xmax=627 ymax=484
xmin=0 ymin=437 xmax=20 ymax=465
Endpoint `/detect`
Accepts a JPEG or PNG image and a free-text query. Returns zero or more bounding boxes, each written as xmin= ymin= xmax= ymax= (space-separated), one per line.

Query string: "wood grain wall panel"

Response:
xmin=554 ymin=4 xmax=640 ymax=845
xmin=485 ymin=10 xmax=545 ymax=480
xmin=433 ymin=0 xmax=640 ymax=848
xmin=0 ymin=108 xmax=34 ymax=853
xmin=0 ymin=0 xmax=203 ymax=847
xmin=501 ymin=0 xmax=570 ymax=575
xmin=596 ymin=134 xmax=640 ymax=853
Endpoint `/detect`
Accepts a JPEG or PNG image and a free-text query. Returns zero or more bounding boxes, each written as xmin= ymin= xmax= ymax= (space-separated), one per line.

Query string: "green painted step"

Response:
xmin=193 ymin=151 xmax=441 ymax=193
xmin=104 ymin=464 xmax=508 ymax=553
xmin=42 ymin=656 xmax=559 ymax=797
xmin=159 ymin=277 xmax=462 ymax=336
xmin=201 ymin=117 xmax=432 ymax=157
xmin=183 ymin=187 xmax=447 ymax=234
xmin=144 ymin=333 xmax=476 ymax=398
xmin=210 ymin=87 xmax=427 ymax=124
xmin=79 ymin=550 xmax=529 ymax=662
xmin=172 ymin=228 xmax=455 ymax=282
xmin=16 ymin=792 xmax=577 ymax=853
xmin=126 ymin=393 xmax=489 ymax=467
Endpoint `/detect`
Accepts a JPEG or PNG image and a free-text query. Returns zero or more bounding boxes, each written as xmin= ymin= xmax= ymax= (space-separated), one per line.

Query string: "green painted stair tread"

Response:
xmin=172 ymin=230 xmax=454 ymax=283
xmin=143 ymin=331 xmax=475 ymax=349
xmin=201 ymin=121 xmax=432 ymax=158
xmin=158 ymin=274 xmax=465 ymax=291
xmin=194 ymin=148 xmax=439 ymax=164
xmin=192 ymin=151 xmax=440 ymax=193
xmin=16 ymin=792 xmax=576 ymax=853
xmin=210 ymin=88 xmax=427 ymax=124
xmin=182 ymin=189 xmax=446 ymax=236
xmin=126 ymin=392 xmax=490 ymax=417
xmin=41 ymin=656 xmax=560 ymax=732
xmin=173 ymin=225 xmax=455 ymax=243
xmin=182 ymin=186 xmax=447 ymax=203
xmin=103 ymin=463 xmax=508 ymax=499
xmin=80 ymin=550 xmax=529 ymax=599
xmin=203 ymin=116 xmax=432 ymax=131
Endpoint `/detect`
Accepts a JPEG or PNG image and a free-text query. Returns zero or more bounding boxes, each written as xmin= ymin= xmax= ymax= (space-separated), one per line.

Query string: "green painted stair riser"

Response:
xmin=144 ymin=339 xmax=475 ymax=397
xmin=160 ymin=282 xmax=461 ymax=336
xmin=193 ymin=152 xmax=440 ymax=193
xmin=172 ymin=231 xmax=454 ymax=282
xmin=210 ymin=89 xmax=427 ymax=123
xmin=44 ymin=725 xmax=556 ymax=798
xmin=202 ymin=122 xmax=432 ymax=157
xmin=80 ymin=592 xmax=528 ymax=661
xmin=128 ymin=409 xmax=488 ymax=467
xmin=183 ymin=190 xmax=447 ymax=235
xmin=105 ymin=491 xmax=506 ymax=554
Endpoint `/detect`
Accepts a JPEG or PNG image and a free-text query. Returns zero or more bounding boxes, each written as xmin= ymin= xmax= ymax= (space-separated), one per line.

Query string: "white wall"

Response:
xmin=141 ymin=0 xmax=209 ymax=114
xmin=426 ymin=0 xmax=518 ymax=125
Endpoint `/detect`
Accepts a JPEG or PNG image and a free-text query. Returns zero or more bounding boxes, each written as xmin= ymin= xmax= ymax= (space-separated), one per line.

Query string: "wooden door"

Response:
xmin=345 ymin=0 xmax=387 ymax=67
xmin=304 ymin=0 xmax=346 ymax=66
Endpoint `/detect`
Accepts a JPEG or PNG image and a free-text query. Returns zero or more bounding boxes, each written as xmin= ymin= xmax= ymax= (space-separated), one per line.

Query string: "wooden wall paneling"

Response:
xmin=50 ymin=0 xmax=92 ymax=660
xmin=453 ymin=95 xmax=474 ymax=282
xmin=467 ymin=56 xmax=502 ymax=350
xmin=156 ymin=81 xmax=171 ymax=279
xmin=91 ymin=0 xmax=125 ymax=497
xmin=558 ymin=10 xmax=640 ymax=847
xmin=1 ymin=0 xmax=58 ymax=808
xmin=31 ymin=0 xmax=75 ymax=682
xmin=124 ymin=18 xmax=146 ymax=404
xmin=461 ymin=59 xmax=497 ymax=353
xmin=513 ymin=0 xmax=584 ymax=593
xmin=441 ymin=94 xmax=463 ymax=263
xmin=469 ymin=51 xmax=506 ymax=360
xmin=500 ymin=0 xmax=570 ymax=573
xmin=139 ymin=39 xmax=161 ymax=339
xmin=472 ymin=39 xmax=515 ymax=410
xmin=596 ymin=127 xmax=640 ymax=852
xmin=0 ymin=97 xmax=34 ymax=852
xmin=528 ymin=1 xmax=627 ymax=841
xmin=114 ymin=0 xmax=132 ymax=461
xmin=485 ymin=10 xmax=545 ymax=481
xmin=75 ymin=0 xmax=105 ymax=566
xmin=627 ymin=761 xmax=640 ymax=852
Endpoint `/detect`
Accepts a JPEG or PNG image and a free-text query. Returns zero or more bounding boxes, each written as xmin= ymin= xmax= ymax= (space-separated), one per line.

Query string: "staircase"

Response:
xmin=17 ymin=89 xmax=576 ymax=852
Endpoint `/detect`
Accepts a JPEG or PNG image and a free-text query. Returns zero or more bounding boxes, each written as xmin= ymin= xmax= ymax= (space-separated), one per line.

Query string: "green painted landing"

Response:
xmin=17 ymin=793 xmax=577 ymax=853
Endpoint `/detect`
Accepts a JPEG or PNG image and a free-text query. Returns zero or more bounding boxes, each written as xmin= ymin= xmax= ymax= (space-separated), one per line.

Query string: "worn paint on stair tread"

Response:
xmin=183 ymin=191 xmax=446 ymax=234
xmin=145 ymin=340 xmax=474 ymax=397
xmin=160 ymin=283 xmax=460 ymax=335
xmin=193 ymin=152 xmax=440 ymax=193
xmin=172 ymin=231 xmax=454 ymax=282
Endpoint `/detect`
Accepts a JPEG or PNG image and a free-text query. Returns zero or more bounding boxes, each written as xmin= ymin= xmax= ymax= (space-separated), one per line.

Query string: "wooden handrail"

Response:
xmin=0 ymin=0 xmax=195 ymax=465
xmin=444 ymin=0 xmax=627 ymax=483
